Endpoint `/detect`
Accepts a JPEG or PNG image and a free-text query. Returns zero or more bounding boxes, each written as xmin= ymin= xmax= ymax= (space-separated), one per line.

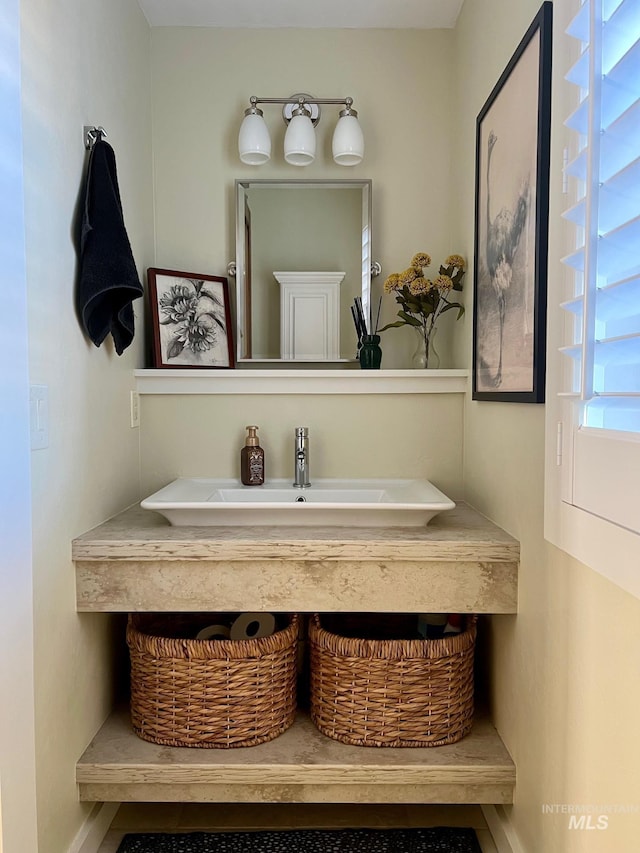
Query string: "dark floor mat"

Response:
xmin=116 ymin=827 xmax=483 ymax=852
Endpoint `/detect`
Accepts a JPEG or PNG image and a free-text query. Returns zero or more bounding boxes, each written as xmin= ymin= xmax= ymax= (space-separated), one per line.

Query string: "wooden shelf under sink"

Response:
xmin=77 ymin=708 xmax=515 ymax=805
xmin=73 ymin=502 xmax=519 ymax=808
xmin=73 ymin=503 xmax=519 ymax=614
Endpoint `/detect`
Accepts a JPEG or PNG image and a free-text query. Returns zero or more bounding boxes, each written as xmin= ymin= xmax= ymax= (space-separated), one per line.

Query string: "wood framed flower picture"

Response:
xmin=147 ymin=268 xmax=234 ymax=368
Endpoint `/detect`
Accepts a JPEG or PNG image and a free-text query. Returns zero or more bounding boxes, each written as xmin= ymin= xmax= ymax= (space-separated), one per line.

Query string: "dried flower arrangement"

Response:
xmin=380 ymin=253 xmax=466 ymax=367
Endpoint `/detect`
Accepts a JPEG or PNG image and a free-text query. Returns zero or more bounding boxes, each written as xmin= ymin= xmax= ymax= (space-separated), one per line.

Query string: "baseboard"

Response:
xmin=481 ymin=805 xmax=525 ymax=853
xmin=67 ymin=802 xmax=120 ymax=853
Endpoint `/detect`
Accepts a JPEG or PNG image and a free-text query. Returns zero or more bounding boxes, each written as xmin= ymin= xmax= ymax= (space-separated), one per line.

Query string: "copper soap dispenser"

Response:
xmin=241 ymin=425 xmax=265 ymax=486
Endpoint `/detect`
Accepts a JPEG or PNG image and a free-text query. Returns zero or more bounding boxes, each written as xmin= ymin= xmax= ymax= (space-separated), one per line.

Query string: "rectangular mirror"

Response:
xmin=235 ymin=179 xmax=372 ymax=363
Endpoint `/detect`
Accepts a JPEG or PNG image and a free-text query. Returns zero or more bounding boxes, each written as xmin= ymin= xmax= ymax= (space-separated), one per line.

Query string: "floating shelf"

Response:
xmin=73 ymin=504 xmax=519 ymax=614
xmin=73 ymin=500 xmax=518 ymax=810
xmin=77 ymin=709 xmax=515 ymax=805
xmin=134 ymin=369 xmax=469 ymax=395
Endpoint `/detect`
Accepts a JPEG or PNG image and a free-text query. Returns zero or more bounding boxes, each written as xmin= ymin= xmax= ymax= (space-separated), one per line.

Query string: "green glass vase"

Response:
xmin=359 ymin=334 xmax=382 ymax=369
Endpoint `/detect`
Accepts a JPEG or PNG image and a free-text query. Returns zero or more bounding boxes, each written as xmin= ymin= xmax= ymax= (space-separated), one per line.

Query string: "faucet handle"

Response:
xmin=295 ymin=426 xmax=309 ymax=437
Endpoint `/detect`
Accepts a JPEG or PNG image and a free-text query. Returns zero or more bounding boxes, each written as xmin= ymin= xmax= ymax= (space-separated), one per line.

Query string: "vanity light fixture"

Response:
xmin=237 ymin=104 xmax=271 ymax=165
xmin=284 ymin=102 xmax=316 ymax=166
xmin=238 ymin=94 xmax=364 ymax=167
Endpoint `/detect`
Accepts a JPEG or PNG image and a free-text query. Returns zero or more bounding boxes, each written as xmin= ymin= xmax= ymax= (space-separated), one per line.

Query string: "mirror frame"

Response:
xmin=234 ymin=179 xmax=372 ymax=364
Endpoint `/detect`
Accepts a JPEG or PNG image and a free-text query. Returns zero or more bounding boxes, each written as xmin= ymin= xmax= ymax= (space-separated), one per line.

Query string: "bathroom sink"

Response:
xmin=140 ymin=478 xmax=455 ymax=527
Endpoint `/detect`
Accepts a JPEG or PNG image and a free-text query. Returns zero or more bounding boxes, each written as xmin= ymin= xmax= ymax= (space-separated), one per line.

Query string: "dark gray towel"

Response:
xmin=77 ymin=139 xmax=143 ymax=355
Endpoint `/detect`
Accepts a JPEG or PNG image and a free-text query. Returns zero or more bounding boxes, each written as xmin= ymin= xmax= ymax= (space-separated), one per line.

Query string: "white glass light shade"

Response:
xmin=332 ymin=114 xmax=364 ymax=166
xmin=284 ymin=114 xmax=316 ymax=166
xmin=238 ymin=112 xmax=271 ymax=165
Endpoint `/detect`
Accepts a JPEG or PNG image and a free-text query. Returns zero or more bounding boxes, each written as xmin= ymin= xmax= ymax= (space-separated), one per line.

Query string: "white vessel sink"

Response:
xmin=141 ymin=478 xmax=455 ymax=527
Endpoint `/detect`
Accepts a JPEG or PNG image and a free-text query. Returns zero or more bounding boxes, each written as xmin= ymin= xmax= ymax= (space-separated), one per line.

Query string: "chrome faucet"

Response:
xmin=293 ymin=426 xmax=311 ymax=488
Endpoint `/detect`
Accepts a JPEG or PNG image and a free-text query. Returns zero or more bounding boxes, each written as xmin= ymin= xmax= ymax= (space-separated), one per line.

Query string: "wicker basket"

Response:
xmin=309 ymin=613 xmax=476 ymax=747
xmin=127 ymin=612 xmax=298 ymax=748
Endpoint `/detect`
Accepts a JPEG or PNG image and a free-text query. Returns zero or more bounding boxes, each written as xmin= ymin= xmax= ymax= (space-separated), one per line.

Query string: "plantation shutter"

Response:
xmin=560 ymin=0 xmax=640 ymax=533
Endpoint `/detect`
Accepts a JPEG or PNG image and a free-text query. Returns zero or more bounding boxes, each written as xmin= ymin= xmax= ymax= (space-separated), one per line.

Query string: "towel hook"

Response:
xmin=84 ymin=125 xmax=107 ymax=150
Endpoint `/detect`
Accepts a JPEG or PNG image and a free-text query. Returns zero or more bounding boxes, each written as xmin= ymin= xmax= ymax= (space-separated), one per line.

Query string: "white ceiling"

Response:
xmin=137 ymin=0 xmax=465 ymax=29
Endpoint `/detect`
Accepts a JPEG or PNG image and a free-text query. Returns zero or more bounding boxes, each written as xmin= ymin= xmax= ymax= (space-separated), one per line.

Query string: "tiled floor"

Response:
xmin=98 ymin=803 xmax=497 ymax=852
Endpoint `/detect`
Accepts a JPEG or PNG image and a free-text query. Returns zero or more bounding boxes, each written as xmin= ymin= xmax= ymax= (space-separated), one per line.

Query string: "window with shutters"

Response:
xmin=546 ymin=0 xmax=640 ymax=597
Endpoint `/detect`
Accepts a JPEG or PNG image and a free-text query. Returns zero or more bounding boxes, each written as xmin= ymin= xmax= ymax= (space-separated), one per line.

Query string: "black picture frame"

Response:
xmin=147 ymin=268 xmax=235 ymax=369
xmin=472 ymin=2 xmax=552 ymax=402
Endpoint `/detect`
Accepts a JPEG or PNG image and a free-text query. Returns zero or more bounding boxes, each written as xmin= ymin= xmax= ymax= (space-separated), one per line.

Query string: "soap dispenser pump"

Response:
xmin=241 ymin=425 xmax=265 ymax=486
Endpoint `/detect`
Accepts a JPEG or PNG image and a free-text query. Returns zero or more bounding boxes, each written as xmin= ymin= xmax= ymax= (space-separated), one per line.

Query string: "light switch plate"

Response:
xmin=130 ymin=390 xmax=140 ymax=428
xmin=30 ymin=385 xmax=49 ymax=450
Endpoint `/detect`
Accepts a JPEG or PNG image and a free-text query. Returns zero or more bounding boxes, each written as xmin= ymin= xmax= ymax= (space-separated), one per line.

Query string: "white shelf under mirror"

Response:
xmin=134 ymin=369 xmax=469 ymax=395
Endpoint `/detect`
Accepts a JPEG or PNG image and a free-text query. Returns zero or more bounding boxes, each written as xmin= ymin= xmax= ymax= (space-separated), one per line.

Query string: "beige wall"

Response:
xmin=453 ymin=0 xmax=640 ymax=850
xmin=140 ymin=393 xmax=464 ymax=497
xmin=144 ymin=26 xmax=467 ymax=496
xmin=150 ymin=26 xmax=466 ymax=370
xmin=20 ymin=0 xmax=153 ymax=850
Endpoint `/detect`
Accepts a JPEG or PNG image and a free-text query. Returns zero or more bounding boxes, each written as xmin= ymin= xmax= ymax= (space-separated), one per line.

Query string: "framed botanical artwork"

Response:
xmin=472 ymin=2 xmax=552 ymax=402
xmin=147 ymin=268 xmax=235 ymax=368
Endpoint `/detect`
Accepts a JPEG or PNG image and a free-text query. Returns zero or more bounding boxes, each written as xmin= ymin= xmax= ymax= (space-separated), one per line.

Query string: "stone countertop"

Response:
xmin=72 ymin=502 xmax=519 ymax=564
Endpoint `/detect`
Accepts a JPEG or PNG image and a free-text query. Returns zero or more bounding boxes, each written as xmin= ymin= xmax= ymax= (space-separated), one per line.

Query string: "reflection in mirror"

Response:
xmin=235 ymin=180 xmax=372 ymax=363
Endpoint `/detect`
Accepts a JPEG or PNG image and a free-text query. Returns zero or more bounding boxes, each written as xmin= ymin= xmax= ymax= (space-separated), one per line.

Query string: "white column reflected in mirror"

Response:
xmin=275 ymin=271 xmax=345 ymax=359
